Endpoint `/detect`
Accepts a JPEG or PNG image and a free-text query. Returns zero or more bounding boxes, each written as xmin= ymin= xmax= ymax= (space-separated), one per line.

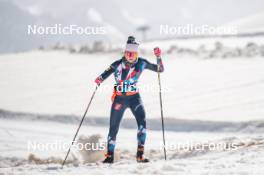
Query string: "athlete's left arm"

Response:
xmin=144 ymin=57 xmax=164 ymax=72
xmin=144 ymin=47 xmax=164 ymax=72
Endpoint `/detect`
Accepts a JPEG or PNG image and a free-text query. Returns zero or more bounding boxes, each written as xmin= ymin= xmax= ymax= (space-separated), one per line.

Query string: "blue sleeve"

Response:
xmin=100 ymin=65 xmax=114 ymax=81
xmin=99 ymin=60 xmax=120 ymax=81
xmin=143 ymin=58 xmax=164 ymax=72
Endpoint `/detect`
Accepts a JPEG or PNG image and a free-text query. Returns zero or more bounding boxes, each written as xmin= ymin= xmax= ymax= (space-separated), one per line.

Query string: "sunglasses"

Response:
xmin=125 ymin=51 xmax=137 ymax=58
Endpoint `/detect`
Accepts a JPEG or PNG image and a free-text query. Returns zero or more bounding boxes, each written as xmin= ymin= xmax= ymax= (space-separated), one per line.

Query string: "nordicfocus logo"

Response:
xmin=160 ymin=141 xmax=239 ymax=152
xmin=27 ymin=24 xmax=106 ymax=35
xmin=27 ymin=140 xmax=106 ymax=151
xmin=160 ymin=24 xmax=238 ymax=36
xmin=96 ymin=83 xmax=172 ymax=93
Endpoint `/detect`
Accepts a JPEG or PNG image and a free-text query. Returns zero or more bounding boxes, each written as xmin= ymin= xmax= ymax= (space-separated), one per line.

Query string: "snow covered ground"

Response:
xmin=0 ymin=37 xmax=264 ymax=174
xmin=0 ymin=117 xmax=264 ymax=175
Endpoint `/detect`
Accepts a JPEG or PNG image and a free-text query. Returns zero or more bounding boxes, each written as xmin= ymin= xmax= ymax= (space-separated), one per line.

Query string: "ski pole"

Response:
xmin=157 ymin=58 xmax=167 ymax=160
xmin=61 ymin=85 xmax=99 ymax=168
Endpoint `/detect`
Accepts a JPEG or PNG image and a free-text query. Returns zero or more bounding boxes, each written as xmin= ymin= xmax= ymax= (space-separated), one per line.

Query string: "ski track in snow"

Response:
xmin=0 ymin=118 xmax=264 ymax=175
xmin=1 ymin=108 xmax=264 ymax=133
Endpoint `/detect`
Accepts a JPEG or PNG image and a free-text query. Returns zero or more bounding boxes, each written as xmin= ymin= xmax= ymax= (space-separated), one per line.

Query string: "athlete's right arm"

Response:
xmin=95 ymin=60 xmax=119 ymax=85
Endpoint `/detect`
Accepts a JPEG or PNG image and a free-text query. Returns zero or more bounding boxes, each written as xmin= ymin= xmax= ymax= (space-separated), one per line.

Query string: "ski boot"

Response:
xmin=136 ymin=156 xmax=149 ymax=163
xmin=136 ymin=146 xmax=149 ymax=163
xmin=102 ymin=153 xmax=114 ymax=163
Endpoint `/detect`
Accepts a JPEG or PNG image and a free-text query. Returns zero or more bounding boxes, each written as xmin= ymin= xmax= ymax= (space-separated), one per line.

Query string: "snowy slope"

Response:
xmin=142 ymin=36 xmax=264 ymax=50
xmin=1 ymin=37 xmax=264 ymax=174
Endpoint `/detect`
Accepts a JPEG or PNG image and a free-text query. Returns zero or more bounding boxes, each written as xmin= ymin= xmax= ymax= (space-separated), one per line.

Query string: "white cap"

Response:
xmin=125 ymin=43 xmax=139 ymax=52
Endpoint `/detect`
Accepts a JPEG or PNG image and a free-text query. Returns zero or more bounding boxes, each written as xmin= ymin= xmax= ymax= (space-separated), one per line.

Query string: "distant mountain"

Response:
xmin=1 ymin=0 xmax=264 ymax=53
xmin=0 ymin=0 xmax=40 ymax=53
xmin=0 ymin=0 xmax=128 ymax=53
xmin=224 ymin=13 xmax=264 ymax=35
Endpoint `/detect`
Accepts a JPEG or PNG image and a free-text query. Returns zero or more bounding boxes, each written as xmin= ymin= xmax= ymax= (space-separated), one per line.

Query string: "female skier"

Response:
xmin=95 ymin=36 xmax=164 ymax=163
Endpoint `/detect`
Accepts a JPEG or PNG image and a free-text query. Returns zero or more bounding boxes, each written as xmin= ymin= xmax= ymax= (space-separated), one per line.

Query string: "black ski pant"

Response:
xmin=106 ymin=93 xmax=146 ymax=155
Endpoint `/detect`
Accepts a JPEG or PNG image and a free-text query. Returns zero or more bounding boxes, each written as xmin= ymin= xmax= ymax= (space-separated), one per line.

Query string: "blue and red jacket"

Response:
xmin=99 ymin=57 xmax=164 ymax=95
